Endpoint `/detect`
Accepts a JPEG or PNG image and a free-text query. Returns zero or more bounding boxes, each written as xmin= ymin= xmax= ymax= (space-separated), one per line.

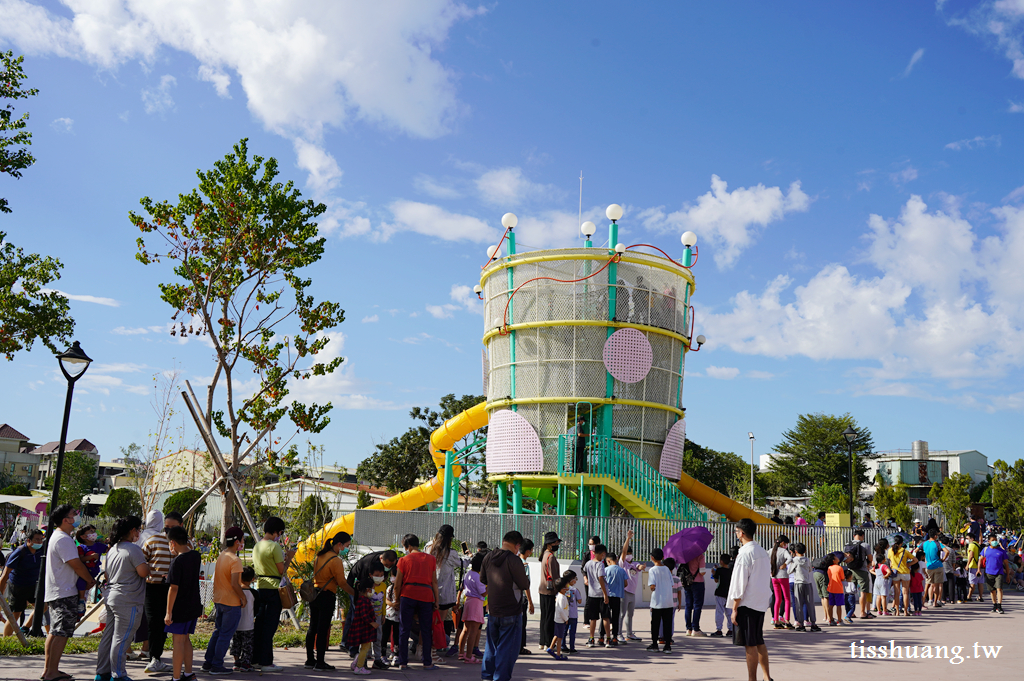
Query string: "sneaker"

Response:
xmin=209 ymin=667 xmax=233 ymax=675
xmin=448 ymin=645 xmax=459 ymax=657
xmin=809 ymin=625 xmax=822 ymax=632
xmin=303 ymin=661 xmax=316 ymax=669
xmin=78 ymin=599 xmax=87 ymax=615
xmin=784 ymin=622 xmax=795 ymax=630
xmin=693 ymin=630 xmax=708 ymax=637
xmin=996 ymin=606 xmax=1005 ymax=614
xmin=646 ymin=643 xmax=660 ymax=652
xmin=519 ymin=648 xmax=532 ymax=655
xmin=314 ymin=663 xmax=335 ymax=671
xmin=662 ymin=644 xmax=672 ymax=654
xmin=586 ymin=638 xmax=596 ymax=648
xmin=843 ymin=617 xmax=854 ymax=624
xmin=627 ymin=635 xmax=642 ymax=641
xmin=795 ymin=625 xmax=806 ymax=632
xmin=145 ymin=659 xmax=171 ymax=674
xmin=473 ymin=648 xmax=483 ymax=658
xmin=726 ymin=630 xmax=734 ymax=637
xmin=372 ymin=660 xmax=390 ymax=670
xmin=258 ymin=665 xmax=282 ymax=673
xmin=604 ymin=641 xmax=614 ymax=648
xmin=231 ymin=665 xmax=252 ymax=673
xmin=183 ymin=675 xmax=198 ymax=681
xmin=201 ymin=663 xmax=213 ymax=672
xmin=354 ymin=668 xmax=371 ymax=676
xmin=710 ymin=631 xmax=724 ymax=637
xmin=95 ymin=675 xmax=113 ymax=681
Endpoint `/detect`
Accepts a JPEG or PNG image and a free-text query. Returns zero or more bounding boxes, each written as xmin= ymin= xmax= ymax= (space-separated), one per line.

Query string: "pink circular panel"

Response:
xmin=603 ymin=328 xmax=653 ymax=383
xmin=660 ymin=419 xmax=686 ymax=481
xmin=485 ymin=409 xmax=543 ymax=474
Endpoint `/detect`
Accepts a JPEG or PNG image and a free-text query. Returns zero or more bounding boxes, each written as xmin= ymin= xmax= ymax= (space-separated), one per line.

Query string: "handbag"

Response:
xmin=298 ymin=555 xmax=337 ymax=603
xmin=431 ymin=610 xmax=447 ymax=649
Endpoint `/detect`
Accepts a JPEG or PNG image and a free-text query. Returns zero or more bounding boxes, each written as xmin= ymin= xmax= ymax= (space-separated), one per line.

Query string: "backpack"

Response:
xmin=843 ymin=542 xmax=865 ymax=571
xmin=679 ymin=562 xmax=698 ymax=588
xmin=299 ymin=555 xmax=337 ymax=603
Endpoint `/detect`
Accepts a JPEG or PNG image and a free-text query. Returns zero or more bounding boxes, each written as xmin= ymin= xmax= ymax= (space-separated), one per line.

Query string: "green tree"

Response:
xmin=356 ymin=490 xmax=372 ymax=509
xmin=928 ymin=472 xmax=973 ymax=532
xmin=1 ymin=51 xmax=37 ymax=214
xmin=870 ymin=474 xmax=911 ymax=525
xmin=969 ymin=474 xmax=992 ymax=504
xmin=800 ymin=483 xmax=850 ymax=522
xmin=990 ymin=459 xmax=1024 ymax=531
xmin=99 ymin=488 xmax=143 ymax=518
xmin=290 ymin=493 xmax=333 ymax=539
xmin=682 ymin=439 xmax=753 ymax=499
xmin=0 ymin=482 xmax=30 ymax=533
xmin=357 ymin=394 xmax=486 ymax=500
xmin=40 ymin=450 xmax=97 ymax=509
xmin=163 ymin=488 xmax=207 ymax=519
xmin=767 ymin=413 xmax=876 ymax=497
xmin=133 ymin=139 xmax=346 ymax=532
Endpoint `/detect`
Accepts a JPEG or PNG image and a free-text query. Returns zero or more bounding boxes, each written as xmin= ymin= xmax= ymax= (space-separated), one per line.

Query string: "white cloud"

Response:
xmin=900 ymin=48 xmax=925 ymax=77
xmin=141 ymin=74 xmax=176 ymax=114
xmin=943 ymin=2 xmax=1024 ymax=79
xmin=639 ymin=175 xmax=809 ymax=269
xmin=293 ymin=138 xmax=342 ymax=194
xmin=414 ymin=174 xmax=462 ymax=199
xmin=50 ymin=117 xmax=73 ymax=133
xmin=746 ymin=370 xmax=775 ymax=380
xmin=704 ymin=196 xmax=1024 ymax=396
xmin=197 ymin=64 xmax=231 ymax=98
xmin=43 ymin=289 xmax=121 ymax=307
xmin=427 ymin=284 xmax=481 ymax=319
xmin=1010 ymin=100 xmax=1024 ymax=112
xmin=286 ymin=332 xmax=396 ymax=409
xmin=426 ymin=303 xmax=458 ymax=319
xmin=77 ymin=362 xmax=148 ymax=396
xmin=944 ymin=135 xmax=1001 ymax=150
xmin=890 ymin=165 xmax=918 ymax=186
xmin=361 ymin=314 xmax=379 ymax=323
xmin=475 ymin=166 xmax=558 ymax=206
xmin=1004 ymin=184 xmax=1024 ymax=203
xmin=380 ymin=200 xmax=498 ymax=243
xmin=705 ymin=366 xmax=740 ymax=380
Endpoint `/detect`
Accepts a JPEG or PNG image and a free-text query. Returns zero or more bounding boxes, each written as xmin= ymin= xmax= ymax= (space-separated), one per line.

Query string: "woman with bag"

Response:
xmin=537 ymin=531 xmax=562 ymax=650
xmin=305 ymin=532 xmax=353 ymax=670
xmin=425 ymin=524 xmax=471 ymax=656
xmin=252 ymin=517 xmax=296 ymax=673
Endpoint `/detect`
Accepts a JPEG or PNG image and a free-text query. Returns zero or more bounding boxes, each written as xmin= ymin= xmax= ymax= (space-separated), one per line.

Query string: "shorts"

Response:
xmin=813 ymin=571 xmax=829 ymax=600
xmin=851 ymin=569 xmax=869 ymax=591
xmin=732 ymin=606 xmax=765 ymax=648
xmin=925 ymin=568 xmax=946 ymax=585
xmin=553 ymin=622 xmax=567 ymax=639
xmin=984 ymin=574 xmax=1004 ymax=590
xmin=9 ymin=583 xmax=36 ymax=611
xmin=47 ymin=595 xmax=79 ymax=638
xmin=969 ymin=568 xmax=984 ymax=585
xmin=584 ymin=596 xmax=605 ymax=622
xmin=165 ymin=618 xmax=197 ymax=635
xmin=891 ymin=572 xmax=910 ymax=583
xmin=827 ymin=593 xmax=845 ymax=608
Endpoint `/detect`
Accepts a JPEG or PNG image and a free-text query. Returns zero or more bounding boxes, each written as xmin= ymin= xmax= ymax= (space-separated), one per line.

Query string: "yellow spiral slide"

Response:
xmin=294 ymin=402 xmax=767 ymax=563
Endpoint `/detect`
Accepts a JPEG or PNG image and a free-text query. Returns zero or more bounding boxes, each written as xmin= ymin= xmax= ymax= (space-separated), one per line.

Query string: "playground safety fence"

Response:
xmin=353 ymin=509 xmax=891 ymax=564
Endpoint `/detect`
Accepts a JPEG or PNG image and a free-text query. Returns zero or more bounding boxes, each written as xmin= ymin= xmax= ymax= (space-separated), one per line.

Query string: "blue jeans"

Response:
xmin=205 ymin=603 xmax=242 ymax=668
xmin=482 ymin=613 xmax=521 ymax=681
xmin=398 ymin=597 xmax=434 ymax=667
xmin=683 ymin=582 xmax=705 ymax=631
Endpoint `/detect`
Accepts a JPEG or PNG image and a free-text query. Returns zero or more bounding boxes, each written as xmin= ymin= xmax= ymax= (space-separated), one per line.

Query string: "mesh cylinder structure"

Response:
xmin=481 ymin=246 xmax=695 ymax=475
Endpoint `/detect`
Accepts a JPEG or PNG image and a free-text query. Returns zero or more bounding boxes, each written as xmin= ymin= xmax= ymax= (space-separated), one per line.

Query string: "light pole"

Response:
xmin=748 ymin=432 xmax=755 ymax=508
xmin=843 ymin=426 xmax=859 ymax=525
xmin=30 ymin=341 xmax=93 ymax=637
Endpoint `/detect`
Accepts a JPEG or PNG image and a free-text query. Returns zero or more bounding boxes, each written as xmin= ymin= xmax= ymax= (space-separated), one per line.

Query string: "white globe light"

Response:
xmin=614 ymin=243 xmax=627 ymax=254
xmin=606 ymin=204 xmax=624 ymax=221
xmin=580 ymin=221 xmax=597 ymax=237
xmin=681 ymin=231 xmax=698 ymax=248
xmin=473 ymin=284 xmax=483 ymax=294
xmin=695 ymin=335 xmax=706 ymax=345
xmin=501 ymin=212 xmax=518 ymax=229
xmin=486 ymin=245 xmax=499 ymax=259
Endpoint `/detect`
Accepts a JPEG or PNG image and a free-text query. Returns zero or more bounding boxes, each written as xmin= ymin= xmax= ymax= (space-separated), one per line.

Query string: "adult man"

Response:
xmin=845 ymin=529 xmax=873 ymax=618
xmin=862 ymin=514 xmax=875 ymax=528
xmin=480 ymin=530 xmax=530 ymax=681
xmin=140 ymin=510 xmax=173 ymax=674
xmin=728 ymin=518 xmax=772 ymax=681
xmin=769 ymin=510 xmax=783 ymax=525
xmin=42 ymin=504 xmax=96 ymax=681
xmin=204 ymin=526 xmax=247 ymax=674
xmin=813 ymin=511 xmax=826 ymax=527
xmin=346 ymin=548 xmax=398 ymax=667
xmin=965 ymin=534 xmax=985 ymax=602
xmin=980 ymin=533 xmax=1010 ymax=614
xmin=1 ymin=529 xmax=44 ymax=636
xmin=921 ymin=529 xmax=949 ymax=608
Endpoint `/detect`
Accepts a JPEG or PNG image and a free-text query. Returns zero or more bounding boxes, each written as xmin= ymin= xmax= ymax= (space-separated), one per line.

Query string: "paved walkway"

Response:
xmin=4 ymin=594 xmax=1019 ymax=681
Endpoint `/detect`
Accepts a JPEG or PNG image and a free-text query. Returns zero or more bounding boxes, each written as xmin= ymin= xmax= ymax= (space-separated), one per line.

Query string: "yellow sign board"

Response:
xmin=825 ymin=513 xmax=851 ymax=527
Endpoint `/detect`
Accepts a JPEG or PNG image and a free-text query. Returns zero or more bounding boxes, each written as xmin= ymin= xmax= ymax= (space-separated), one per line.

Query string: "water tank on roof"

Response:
xmin=912 ymin=440 xmax=929 ymax=460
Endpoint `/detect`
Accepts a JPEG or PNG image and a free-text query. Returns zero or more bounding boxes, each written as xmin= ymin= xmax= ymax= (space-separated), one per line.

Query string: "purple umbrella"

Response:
xmin=663 ymin=526 xmax=714 ymax=564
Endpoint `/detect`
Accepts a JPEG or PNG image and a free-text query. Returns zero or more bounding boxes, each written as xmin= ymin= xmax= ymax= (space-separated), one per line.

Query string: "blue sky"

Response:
xmin=3 ymin=1 xmax=1024 ymax=472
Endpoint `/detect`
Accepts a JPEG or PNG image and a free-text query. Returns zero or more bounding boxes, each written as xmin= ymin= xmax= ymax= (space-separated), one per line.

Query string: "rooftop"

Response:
xmin=32 ymin=438 xmax=98 ymax=454
xmin=0 ymin=424 xmax=30 ymax=441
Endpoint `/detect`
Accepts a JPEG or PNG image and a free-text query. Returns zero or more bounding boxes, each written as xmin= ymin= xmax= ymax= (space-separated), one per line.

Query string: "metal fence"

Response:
xmin=353 ymin=509 xmax=890 ymax=563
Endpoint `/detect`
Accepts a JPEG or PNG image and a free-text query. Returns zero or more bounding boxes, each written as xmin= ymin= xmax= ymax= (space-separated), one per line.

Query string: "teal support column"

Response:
xmin=443 ymin=450 xmax=454 ymax=512
xmin=555 ymin=483 xmax=565 ymax=515
xmin=600 ymin=486 xmax=610 ymax=517
xmin=507 ymin=231 xmax=517 ymax=412
xmin=512 ymin=480 xmax=523 ymax=514
xmin=578 ymin=477 xmax=586 ymax=516
xmin=497 ymin=483 xmax=508 ymax=515
xmin=601 ymin=219 xmax=620 ymax=442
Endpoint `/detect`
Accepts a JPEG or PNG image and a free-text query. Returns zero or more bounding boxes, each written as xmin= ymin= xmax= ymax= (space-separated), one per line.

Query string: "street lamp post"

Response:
xmin=843 ymin=426 xmax=859 ymax=526
xmin=748 ymin=432 xmax=755 ymax=509
xmin=30 ymin=341 xmax=93 ymax=637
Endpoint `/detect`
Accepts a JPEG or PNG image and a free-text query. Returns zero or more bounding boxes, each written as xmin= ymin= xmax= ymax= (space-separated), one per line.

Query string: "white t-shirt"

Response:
xmin=238 ymin=588 xmax=255 ymax=631
xmin=583 ymin=559 xmax=606 ymax=598
xmin=555 ymin=591 xmax=570 ymax=624
xmin=45 ymin=528 xmax=81 ymax=602
xmin=648 ymin=564 xmax=674 ymax=609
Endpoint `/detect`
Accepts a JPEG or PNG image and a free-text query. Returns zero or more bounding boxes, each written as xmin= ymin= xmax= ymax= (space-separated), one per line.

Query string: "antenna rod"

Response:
xmin=578 ymin=171 xmax=584 ymax=229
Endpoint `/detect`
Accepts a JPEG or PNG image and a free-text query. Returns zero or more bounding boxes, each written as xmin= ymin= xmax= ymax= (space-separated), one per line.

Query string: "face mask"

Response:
xmin=31 ymin=542 xmax=43 ymax=550
xmin=339 ymin=548 xmax=350 ymax=556
xmin=588 ymin=544 xmax=595 ymax=550
xmin=71 ymin=517 xmax=81 ymax=528
xmin=625 ymin=555 xmax=633 ymax=562
xmin=991 ymin=541 xmax=999 ymax=547
xmin=85 ymin=533 xmax=98 ymax=543
xmin=373 ymin=575 xmax=385 ymax=584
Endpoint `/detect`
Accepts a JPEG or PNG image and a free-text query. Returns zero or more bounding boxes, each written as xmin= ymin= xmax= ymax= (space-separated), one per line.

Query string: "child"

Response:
xmin=786 ymin=543 xmax=819 ymax=632
xmin=458 ymin=553 xmax=486 ymax=663
xmin=955 ymin=560 xmax=969 ymax=604
xmin=647 ymin=548 xmax=674 ymax=654
xmin=164 ymin=526 xmax=202 ymax=681
xmin=546 ymin=575 xmax=572 ymax=660
xmin=712 ymin=553 xmax=733 ymax=637
xmin=518 ymin=539 xmax=535 ymax=654
xmin=384 ymin=582 xmax=400 ymax=666
xmin=369 ymin=567 xmax=387 ymax=669
xmin=663 ymin=557 xmax=681 ymax=642
xmin=603 ymin=554 xmax=625 ymax=645
xmin=564 ymin=570 xmax=582 ymax=653
xmin=229 ymin=567 xmax=256 ymax=672
xmin=75 ymin=525 xmax=106 ymax=614
xmin=826 ymin=554 xmax=845 ymax=626
xmin=842 ymin=568 xmax=857 ymax=624
xmin=583 ymin=544 xmax=611 ymax=647
xmin=349 ymin=577 xmax=379 ymax=674
xmin=909 ymin=563 xmax=925 ymax=616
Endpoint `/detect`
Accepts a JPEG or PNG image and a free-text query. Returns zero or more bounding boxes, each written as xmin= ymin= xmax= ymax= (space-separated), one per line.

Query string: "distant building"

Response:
xmin=0 ymin=424 xmax=40 ymax=488
xmin=865 ymin=440 xmax=993 ymax=505
xmin=34 ymin=438 xmax=99 ymax=488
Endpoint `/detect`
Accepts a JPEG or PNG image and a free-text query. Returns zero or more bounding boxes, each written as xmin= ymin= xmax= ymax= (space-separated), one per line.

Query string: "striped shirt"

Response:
xmin=143 ymin=534 xmax=173 ymax=583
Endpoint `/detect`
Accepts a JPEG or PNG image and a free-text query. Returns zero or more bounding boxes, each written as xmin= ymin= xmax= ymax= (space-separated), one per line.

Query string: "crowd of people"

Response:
xmin=1 ymin=505 xmax=1020 ymax=681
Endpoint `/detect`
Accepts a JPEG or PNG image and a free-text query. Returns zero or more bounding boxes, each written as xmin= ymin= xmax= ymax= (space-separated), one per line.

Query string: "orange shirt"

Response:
xmin=827 ymin=565 xmax=845 ymax=594
xmin=213 ymin=551 xmax=244 ymax=606
xmin=313 ymin=553 xmax=348 ymax=594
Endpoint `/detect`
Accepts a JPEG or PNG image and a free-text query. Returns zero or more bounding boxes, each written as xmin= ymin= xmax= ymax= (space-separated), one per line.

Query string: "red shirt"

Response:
xmin=909 ymin=572 xmax=924 ymax=594
xmin=398 ymin=551 xmax=436 ymax=603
